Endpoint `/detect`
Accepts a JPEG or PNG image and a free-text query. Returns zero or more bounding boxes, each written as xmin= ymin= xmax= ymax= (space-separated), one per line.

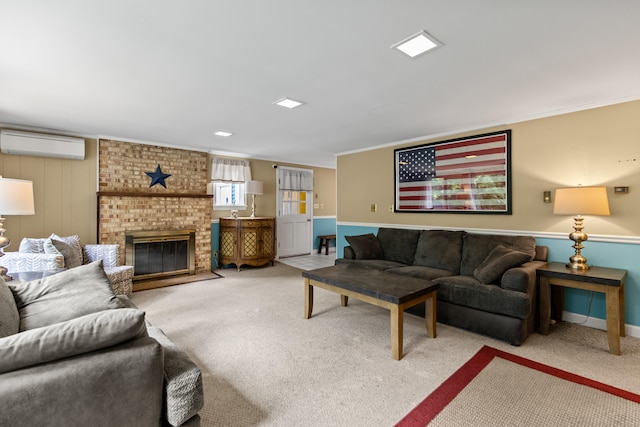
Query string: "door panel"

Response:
xmin=276 ymin=167 xmax=313 ymax=258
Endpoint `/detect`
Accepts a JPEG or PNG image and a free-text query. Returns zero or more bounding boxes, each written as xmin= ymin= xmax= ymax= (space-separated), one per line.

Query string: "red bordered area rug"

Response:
xmin=396 ymin=345 xmax=640 ymax=427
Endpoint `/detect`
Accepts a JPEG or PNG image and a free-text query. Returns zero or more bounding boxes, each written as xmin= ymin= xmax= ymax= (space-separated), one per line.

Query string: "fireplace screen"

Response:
xmin=125 ymin=230 xmax=196 ymax=280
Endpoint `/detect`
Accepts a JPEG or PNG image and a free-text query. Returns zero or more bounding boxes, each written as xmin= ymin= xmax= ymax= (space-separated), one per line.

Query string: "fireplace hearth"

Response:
xmin=125 ymin=229 xmax=196 ymax=281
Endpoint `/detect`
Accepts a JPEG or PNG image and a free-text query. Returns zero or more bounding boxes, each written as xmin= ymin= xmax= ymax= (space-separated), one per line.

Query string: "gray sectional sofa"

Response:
xmin=0 ymin=260 xmax=203 ymax=427
xmin=336 ymin=228 xmax=548 ymax=345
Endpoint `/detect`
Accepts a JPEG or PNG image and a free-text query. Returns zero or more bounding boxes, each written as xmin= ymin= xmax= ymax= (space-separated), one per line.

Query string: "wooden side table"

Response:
xmin=537 ymin=262 xmax=627 ymax=355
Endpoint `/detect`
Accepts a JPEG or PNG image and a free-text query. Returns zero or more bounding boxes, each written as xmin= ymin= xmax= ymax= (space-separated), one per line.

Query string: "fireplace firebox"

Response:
xmin=125 ymin=229 xmax=196 ymax=281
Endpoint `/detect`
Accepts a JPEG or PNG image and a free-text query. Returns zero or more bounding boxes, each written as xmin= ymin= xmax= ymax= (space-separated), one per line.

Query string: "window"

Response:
xmin=210 ymin=157 xmax=252 ymax=210
xmin=213 ymin=182 xmax=247 ymax=209
xmin=281 ymin=191 xmax=307 ymax=215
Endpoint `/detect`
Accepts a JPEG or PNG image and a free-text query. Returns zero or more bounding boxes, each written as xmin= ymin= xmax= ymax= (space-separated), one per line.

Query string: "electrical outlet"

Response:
xmin=370 ymin=203 xmax=377 ymax=212
xmin=388 ymin=205 xmax=394 ymax=212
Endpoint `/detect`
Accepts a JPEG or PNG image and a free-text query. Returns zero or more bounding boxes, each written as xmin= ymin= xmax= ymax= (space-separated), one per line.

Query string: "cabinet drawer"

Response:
xmin=241 ymin=220 xmax=264 ymax=228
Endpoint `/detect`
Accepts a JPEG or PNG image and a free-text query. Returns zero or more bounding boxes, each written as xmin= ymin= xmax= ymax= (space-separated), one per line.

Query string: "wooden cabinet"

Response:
xmin=219 ymin=217 xmax=276 ymax=271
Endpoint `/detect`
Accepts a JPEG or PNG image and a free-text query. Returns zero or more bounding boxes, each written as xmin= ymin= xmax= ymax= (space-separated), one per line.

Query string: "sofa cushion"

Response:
xmin=9 ymin=260 xmax=125 ymax=331
xmin=433 ymin=275 xmax=531 ymax=319
xmin=473 ymin=245 xmax=532 ymax=284
xmin=413 ymin=230 xmax=466 ymax=273
xmin=386 ymin=265 xmax=455 ymax=281
xmin=18 ymin=237 xmax=47 ymax=254
xmin=0 ymin=308 xmax=147 ymax=375
xmin=345 ymin=234 xmax=384 ymax=260
xmin=0 ymin=278 xmax=19 ymax=338
xmin=459 ymin=234 xmax=536 ymax=277
xmin=334 ymin=258 xmax=406 ymax=271
xmin=377 ymin=228 xmax=421 ymax=265
xmin=50 ymin=233 xmax=83 ymax=267
xmin=147 ymin=323 xmax=204 ymax=427
xmin=43 ymin=238 xmax=83 ymax=269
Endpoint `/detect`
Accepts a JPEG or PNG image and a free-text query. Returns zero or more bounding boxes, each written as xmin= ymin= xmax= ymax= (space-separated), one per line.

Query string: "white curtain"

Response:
xmin=211 ymin=158 xmax=252 ymax=182
xmin=279 ymin=168 xmax=313 ymax=191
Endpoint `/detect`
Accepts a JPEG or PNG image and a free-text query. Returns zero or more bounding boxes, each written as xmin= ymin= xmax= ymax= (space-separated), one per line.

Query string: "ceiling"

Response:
xmin=2 ymin=1 xmax=640 ymax=169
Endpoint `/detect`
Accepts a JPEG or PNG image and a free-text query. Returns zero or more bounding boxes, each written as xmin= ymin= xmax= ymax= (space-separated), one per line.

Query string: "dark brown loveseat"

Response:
xmin=336 ymin=228 xmax=548 ymax=345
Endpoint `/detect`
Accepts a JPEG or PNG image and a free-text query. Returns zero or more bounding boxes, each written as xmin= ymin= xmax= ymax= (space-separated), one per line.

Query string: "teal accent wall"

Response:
xmin=312 ymin=217 xmax=337 ymax=249
xmin=337 ymin=224 xmax=640 ymax=328
xmin=210 ymin=221 xmax=220 ymax=269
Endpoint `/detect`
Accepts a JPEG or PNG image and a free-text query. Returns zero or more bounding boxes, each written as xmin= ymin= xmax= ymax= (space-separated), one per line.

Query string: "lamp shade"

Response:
xmin=553 ymin=186 xmax=610 ymax=216
xmin=246 ymin=180 xmax=264 ymax=195
xmin=0 ymin=177 xmax=35 ymax=215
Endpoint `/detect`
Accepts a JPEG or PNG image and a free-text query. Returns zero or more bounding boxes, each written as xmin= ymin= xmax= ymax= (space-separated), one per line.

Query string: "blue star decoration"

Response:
xmin=145 ymin=164 xmax=172 ymax=188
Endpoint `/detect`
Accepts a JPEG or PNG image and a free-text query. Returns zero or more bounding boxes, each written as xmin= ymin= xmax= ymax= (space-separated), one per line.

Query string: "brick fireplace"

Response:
xmin=97 ymin=140 xmax=211 ymax=277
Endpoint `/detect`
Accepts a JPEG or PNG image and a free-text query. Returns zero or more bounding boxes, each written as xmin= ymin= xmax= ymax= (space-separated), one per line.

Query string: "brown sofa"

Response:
xmin=336 ymin=228 xmax=548 ymax=345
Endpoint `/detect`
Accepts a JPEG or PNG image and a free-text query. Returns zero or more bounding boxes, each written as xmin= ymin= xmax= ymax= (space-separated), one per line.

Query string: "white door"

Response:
xmin=276 ymin=168 xmax=313 ymax=258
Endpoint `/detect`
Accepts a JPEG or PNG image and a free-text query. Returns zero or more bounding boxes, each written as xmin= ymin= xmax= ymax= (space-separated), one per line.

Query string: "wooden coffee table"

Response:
xmin=302 ymin=264 xmax=438 ymax=360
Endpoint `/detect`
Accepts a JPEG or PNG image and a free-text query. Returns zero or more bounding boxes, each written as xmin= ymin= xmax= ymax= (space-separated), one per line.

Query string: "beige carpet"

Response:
xmin=131 ymin=262 xmax=640 ymax=427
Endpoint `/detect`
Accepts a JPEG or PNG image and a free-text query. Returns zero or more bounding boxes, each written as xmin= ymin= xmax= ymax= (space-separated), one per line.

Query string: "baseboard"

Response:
xmin=563 ymin=310 xmax=640 ymax=339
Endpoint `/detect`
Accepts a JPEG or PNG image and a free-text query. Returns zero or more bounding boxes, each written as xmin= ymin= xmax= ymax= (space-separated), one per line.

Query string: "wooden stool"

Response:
xmin=317 ymin=234 xmax=336 ymax=255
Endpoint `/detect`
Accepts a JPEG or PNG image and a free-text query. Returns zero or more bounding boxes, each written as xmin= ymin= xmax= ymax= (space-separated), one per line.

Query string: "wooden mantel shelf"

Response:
xmin=98 ymin=191 xmax=212 ymax=199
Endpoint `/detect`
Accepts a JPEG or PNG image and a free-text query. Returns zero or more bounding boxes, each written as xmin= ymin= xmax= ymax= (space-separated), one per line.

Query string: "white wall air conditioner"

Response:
xmin=0 ymin=129 xmax=85 ymax=160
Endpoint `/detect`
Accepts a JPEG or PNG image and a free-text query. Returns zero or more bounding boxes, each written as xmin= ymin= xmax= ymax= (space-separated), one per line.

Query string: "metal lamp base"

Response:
xmin=566 ymin=215 xmax=590 ymax=270
xmin=250 ymin=194 xmax=256 ymax=218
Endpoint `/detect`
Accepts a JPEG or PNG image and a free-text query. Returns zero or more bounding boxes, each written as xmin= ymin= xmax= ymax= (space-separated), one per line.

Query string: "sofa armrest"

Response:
xmin=0 ymin=252 xmax=64 ymax=273
xmin=343 ymin=246 xmax=355 ymax=259
xmin=534 ymin=245 xmax=549 ymax=262
xmin=83 ymin=244 xmax=121 ymax=268
xmin=500 ymin=260 xmax=547 ymax=294
xmin=0 ymin=308 xmax=146 ymax=374
xmin=0 ymin=335 xmax=164 ymax=426
xmin=146 ymin=323 xmax=204 ymax=427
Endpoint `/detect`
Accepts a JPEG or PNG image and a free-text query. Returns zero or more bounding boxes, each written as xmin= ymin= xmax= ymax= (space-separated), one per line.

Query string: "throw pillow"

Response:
xmin=376 ymin=228 xmax=421 ymax=265
xmin=0 ymin=277 xmax=20 ymax=338
xmin=44 ymin=238 xmax=83 ymax=269
xmin=473 ymin=245 xmax=531 ymax=284
xmin=8 ymin=260 xmax=124 ymax=331
xmin=345 ymin=233 xmax=384 ymax=260
xmin=50 ymin=233 xmax=83 ymax=266
xmin=0 ymin=308 xmax=147 ymax=375
xmin=18 ymin=237 xmax=47 ymax=254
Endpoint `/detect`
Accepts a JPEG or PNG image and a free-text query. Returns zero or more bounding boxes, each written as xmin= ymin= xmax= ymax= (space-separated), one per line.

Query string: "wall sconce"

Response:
xmin=614 ymin=186 xmax=629 ymax=194
xmin=543 ymin=191 xmax=552 ymax=203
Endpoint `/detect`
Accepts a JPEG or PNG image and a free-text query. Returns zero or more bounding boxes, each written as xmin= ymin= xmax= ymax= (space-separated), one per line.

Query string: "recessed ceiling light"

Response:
xmin=273 ymin=97 xmax=306 ymax=109
xmin=392 ymin=30 xmax=442 ymax=58
xmin=214 ymin=130 xmax=233 ymax=137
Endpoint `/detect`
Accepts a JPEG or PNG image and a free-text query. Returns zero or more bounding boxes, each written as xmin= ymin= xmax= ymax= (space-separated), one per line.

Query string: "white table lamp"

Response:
xmin=0 ymin=176 xmax=36 ymax=281
xmin=246 ymin=180 xmax=263 ymax=218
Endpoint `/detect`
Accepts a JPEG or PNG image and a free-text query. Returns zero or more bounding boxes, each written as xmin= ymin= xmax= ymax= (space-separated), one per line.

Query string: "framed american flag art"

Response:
xmin=394 ymin=130 xmax=512 ymax=214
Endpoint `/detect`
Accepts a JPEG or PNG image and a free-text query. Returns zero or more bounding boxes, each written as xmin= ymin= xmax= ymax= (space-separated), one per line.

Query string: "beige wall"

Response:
xmin=0 ymin=138 xmax=336 ymax=253
xmin=0 ymin=138 xmax=98 ymax=247
xmin=208 ymin=156 xmax=337 ymax=219
xmin=337 ymin=100 xmax=640 ymax=237
xmin=7 ymin=99 xmax=633 ymax=249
